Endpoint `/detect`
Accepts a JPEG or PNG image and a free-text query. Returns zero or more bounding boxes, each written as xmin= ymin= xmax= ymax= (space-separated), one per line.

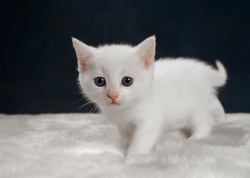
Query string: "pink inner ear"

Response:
xmin=75 ymin=51 xmax=92 ymax=72
xmin=77 ymin=53 xmax=90 ymax=71
xmin=137 ymin=51 xmax=154 ymax=69
xmin=135 ymin=36 xmax=156 ymax=69
xmin=72 ymin=38 xmax=92 ymax=72
xmin=79 ymin=57 xmax=88 ymax=71
xmin=142 ymin=53 xmax=153 ymax=69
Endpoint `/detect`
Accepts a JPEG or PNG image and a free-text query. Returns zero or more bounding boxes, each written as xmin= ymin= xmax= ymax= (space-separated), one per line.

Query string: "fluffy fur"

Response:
xmin=1 ymin=114 xmax=250 ymax=178
xmin=72 ymin=36 xmax=227 ymax=155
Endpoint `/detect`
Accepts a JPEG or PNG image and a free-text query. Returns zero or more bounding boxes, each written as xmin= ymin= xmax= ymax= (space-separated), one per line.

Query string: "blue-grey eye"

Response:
xmin=94 ymin=77 xmax=106 ymax=87
xmin=122 ymin=76 xmax=133 ymax=86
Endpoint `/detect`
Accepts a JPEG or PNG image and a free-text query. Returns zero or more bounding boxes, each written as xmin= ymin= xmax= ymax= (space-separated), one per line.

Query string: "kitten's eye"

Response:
xmin=94 ymin=77 xmax=106 ymax=87
xmin=122 ymin=76 xmax=133 ymax=87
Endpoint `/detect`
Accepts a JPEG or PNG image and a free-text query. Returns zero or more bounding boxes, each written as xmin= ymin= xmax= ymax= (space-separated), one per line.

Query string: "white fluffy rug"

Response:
xmin=0 ymin=113 xmax=250 ymax=178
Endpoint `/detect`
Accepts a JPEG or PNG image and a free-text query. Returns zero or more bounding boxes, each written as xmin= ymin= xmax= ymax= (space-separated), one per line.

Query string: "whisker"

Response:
xmin=89 ymin=104 xmax=99 ymax=113
xmin=69 ymin=98 xmax=84 ymax=110
xmin=76 ymin=100 xmax=93 ymax=111
xmin=69 ymin=89 xmax=107 ymax=112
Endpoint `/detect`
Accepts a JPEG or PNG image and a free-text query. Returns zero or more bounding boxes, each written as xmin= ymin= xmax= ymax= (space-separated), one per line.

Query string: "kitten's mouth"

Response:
xmin=108 ymin=101 xmax=120 ymax=106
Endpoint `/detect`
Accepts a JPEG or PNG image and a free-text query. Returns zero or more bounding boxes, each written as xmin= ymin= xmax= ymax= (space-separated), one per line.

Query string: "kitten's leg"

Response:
xmin=118 ymin=128 xmax=132 ymax=151
xmin=116 ymin=123 xmax=134 ymax=152
xmin=126 ymin=122 xmax=162 ymax=155
xmin=189 ymin=112 xmax=212 ymax=139
xmin=211 ymin=97 xmax=226 ymax=124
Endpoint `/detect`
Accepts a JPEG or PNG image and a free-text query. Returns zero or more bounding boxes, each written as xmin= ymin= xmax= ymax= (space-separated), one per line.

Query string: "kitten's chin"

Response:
xmin=107 ymin=102 xmax=123 ymax=108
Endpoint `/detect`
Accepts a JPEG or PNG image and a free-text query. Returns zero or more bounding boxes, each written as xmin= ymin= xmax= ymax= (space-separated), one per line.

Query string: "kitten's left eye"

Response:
xmin=122 ymin=76 xmax=133 ymax=87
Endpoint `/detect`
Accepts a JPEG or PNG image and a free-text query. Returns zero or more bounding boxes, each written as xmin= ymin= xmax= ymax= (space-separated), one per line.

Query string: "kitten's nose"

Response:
xmin=107 ymin=93 xmax=119 ymax=101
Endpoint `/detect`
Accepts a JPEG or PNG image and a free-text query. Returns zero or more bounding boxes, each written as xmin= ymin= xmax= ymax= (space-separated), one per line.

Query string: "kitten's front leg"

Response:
xmin=117 ymin=123 xmax=134 ymax=152
xmin=126 ymin=122 xmax=162 ymax=155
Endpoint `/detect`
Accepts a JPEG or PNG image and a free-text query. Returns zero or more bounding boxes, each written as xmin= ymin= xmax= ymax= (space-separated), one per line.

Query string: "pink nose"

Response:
xmin=107 ymin=93 xmax=119 ymax=101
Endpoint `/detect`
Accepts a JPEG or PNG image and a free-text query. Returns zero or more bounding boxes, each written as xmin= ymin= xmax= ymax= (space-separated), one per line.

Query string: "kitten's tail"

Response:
xmin=212 ymin=60 xmax=227 ymax=87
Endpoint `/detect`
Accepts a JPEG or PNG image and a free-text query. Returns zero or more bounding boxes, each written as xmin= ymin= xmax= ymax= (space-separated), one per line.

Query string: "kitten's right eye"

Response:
xmin=94 ymin=77 xmax=106 ymax=87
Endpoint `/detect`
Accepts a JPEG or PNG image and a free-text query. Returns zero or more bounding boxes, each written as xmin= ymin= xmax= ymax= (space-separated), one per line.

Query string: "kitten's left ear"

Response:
xmin=135 ymin=36 xmax=156 ymax=69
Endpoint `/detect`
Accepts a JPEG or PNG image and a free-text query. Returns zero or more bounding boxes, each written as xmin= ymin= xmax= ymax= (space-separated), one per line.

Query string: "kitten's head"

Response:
xmin=72 ymin=36 xmax=156 ymax=110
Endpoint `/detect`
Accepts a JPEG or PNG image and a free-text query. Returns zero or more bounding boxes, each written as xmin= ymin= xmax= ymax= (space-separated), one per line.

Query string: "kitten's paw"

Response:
xmin=189 ymin=116 xmax=212 ymax=139
xmin=189 ymin=127 xmax=211 ymax=139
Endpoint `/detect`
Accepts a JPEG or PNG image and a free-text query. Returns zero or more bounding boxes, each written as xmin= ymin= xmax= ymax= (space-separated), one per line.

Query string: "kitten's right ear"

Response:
xmin=72 ymin=37 xmax=93 ymax=72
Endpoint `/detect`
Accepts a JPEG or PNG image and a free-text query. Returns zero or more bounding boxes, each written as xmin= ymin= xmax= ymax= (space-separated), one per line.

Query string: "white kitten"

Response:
xmin=72 ymin=36 xmax=227 ymax=155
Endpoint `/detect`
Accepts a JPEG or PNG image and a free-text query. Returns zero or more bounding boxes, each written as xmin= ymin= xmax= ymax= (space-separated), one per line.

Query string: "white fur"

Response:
xmin=72 ymin=36 xmax=227 ymax=155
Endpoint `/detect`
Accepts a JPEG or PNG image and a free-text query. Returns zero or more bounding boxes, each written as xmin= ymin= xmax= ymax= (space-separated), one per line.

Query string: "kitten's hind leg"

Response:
xmin=210 ymin=97 xmax=226 ymax=124
xmin=189 ymin=112 xmax=212 ymax=139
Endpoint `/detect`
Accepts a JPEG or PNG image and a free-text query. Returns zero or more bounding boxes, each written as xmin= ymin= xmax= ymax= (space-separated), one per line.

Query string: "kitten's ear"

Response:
xmin=135 ymin=36 xmax=156 ymax=69
xmin=72 ymin=37 xmax=93 ymax=72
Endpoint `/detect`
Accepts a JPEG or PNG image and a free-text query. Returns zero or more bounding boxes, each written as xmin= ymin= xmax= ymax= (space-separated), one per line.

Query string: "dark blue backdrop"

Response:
xmin=1 ymin=0 xmax=250 ymax=114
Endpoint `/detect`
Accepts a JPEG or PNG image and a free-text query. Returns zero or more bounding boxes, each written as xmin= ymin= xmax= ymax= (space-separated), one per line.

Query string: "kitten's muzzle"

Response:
xmin=107 ymin=93 xmax=119 ymax=105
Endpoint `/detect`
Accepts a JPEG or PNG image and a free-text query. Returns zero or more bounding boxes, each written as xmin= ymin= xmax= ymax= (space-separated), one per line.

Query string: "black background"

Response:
xmin=1 ymin=0 xmax=250 ymax=114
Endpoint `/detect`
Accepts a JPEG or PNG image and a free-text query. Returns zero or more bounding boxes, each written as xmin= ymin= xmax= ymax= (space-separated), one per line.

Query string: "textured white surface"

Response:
xmin=0 ymin=113 xmax=250 ymax=178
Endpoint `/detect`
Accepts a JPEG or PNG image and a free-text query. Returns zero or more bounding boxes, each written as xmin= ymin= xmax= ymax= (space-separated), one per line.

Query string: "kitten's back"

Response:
xmin=154 ymin=58 xmax=226 ymax=88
